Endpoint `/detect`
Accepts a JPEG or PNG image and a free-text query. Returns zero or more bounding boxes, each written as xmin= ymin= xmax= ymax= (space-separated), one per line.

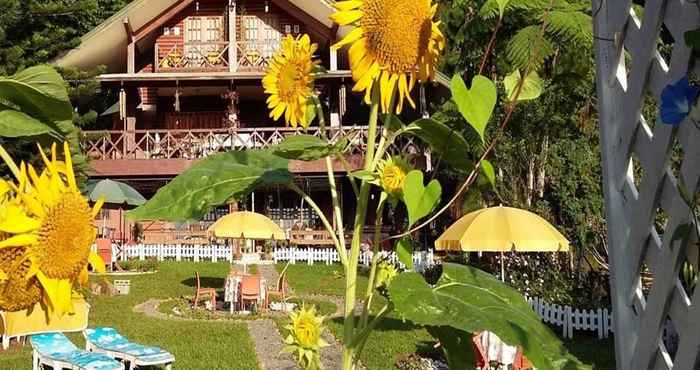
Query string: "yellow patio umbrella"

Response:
xmin=435 ymin=206 xmax=569 ymax=280
xmin=208 ymin=211 xmax=287 ymax=240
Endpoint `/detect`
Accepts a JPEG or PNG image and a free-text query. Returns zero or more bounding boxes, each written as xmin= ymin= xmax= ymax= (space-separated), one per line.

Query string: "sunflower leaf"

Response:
xmin=480 ymin=159 xmax=496 ymax=188
xmin=404 ymin=118 xmax=473 ymax=171
xmin=272 ymin=135 xmax=348 ymax=161
xmin=401 ymin=170 xmax=442 ymax=228
xmin=128 ymin=150 xmax=293 ymax=221
xmin=389 ymin=263 xmax=591 ymax=370
xmin=396 ymin=237 xmax=414 ymax=270
xmin=0 ymin=108 xmax=60 ymax=137
xmin=450 ymin=75 xmax=497 ymax=142
xmin=504 ymin=70 xmax=544 ymax=101
xmin=0 ymin=65 xmax=73 ymax=123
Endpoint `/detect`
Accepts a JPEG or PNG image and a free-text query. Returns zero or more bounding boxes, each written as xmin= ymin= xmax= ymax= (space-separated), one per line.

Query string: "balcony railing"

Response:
xmin=81 ymin=126 xmax=423 ymax=161
xmin=155 ymin=42 xmax=230 ymax=72
xmin=235 ymin=40 xmax=279 ymax=71
xmin=154 ymin=40 xmax=280 ymax=72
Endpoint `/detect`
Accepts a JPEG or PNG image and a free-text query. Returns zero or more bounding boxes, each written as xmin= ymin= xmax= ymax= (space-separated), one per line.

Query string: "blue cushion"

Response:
xmin=31 ymin=333 xmax=123 ymax=370
xmin=85 ymin=327 xmax=174 ymax=363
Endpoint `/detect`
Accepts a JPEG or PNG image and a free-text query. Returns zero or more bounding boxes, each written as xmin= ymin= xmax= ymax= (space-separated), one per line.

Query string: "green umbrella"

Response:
xmin=85 ymin=179 xmax=146 ymax=207
xmin=85 ymin=179 xmax=146 ymax=243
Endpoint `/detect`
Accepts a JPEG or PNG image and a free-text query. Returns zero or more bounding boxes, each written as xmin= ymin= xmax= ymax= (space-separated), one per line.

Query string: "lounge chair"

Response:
xmin=84 ymin=327 xmax=174 ymax=370
xmin=30 ymin=332 xmax=124 ymax=370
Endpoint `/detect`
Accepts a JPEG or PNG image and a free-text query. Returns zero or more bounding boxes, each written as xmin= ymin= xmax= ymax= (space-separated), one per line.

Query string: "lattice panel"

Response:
xmin=594 ymin=1 xmax=700 ymax=369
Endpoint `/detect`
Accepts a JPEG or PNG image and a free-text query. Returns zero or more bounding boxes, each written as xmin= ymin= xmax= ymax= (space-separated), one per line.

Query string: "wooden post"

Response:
xmin=330 ymin=48 xmax=338 ymax=71
xmin=228 ymin=0 xmax=237 ymax=72
xmin=124 ymin=18 xmax=136 ymax=74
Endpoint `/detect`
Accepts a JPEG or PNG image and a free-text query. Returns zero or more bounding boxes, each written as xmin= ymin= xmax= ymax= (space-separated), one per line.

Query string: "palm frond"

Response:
xmin=506 ymin=25 xmax=555 ymax=70
xmin=545 ymin=11 xmax=593 ymax=48
xmin=479 ymin=0 xmax=583 ymax=19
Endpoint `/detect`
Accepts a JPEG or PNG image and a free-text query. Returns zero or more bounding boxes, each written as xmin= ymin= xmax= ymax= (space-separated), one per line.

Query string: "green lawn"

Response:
xmin=0 ymin=262 xmax=259 ymax=370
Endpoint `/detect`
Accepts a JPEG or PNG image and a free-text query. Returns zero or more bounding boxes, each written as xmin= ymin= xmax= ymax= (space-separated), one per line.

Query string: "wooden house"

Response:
xmin=57 ymin=0 xmax=436 ymax=245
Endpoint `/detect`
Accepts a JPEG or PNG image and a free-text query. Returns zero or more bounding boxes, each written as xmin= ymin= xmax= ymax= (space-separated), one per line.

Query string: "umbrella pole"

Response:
xmin=500 ymin=252 xmax=505 ymax=282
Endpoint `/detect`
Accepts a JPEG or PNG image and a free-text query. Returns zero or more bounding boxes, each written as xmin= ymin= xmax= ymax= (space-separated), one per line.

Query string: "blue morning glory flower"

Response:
xmin=660 ymin=76 xmax=700 ymax=125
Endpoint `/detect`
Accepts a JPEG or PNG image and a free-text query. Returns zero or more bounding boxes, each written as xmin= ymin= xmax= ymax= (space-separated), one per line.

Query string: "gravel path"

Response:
xmin=247 ymin=319 xmax=298 ymax=370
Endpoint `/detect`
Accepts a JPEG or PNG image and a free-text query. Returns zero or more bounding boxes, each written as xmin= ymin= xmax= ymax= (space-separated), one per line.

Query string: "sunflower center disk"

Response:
xmin=37 ymin=192 xmax=95 ymax=279
xmin=360 ymin=0 xmax=433 ymax=73
xmin=277 ymin=61 xmax=308 ymax=103
xmin=0 ymin=246 xmax=42 ymax=311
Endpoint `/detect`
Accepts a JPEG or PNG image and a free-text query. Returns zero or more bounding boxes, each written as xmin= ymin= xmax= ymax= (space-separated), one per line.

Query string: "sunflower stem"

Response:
xmin=360 ymin=195 xmax=386 ymax=329
xmin=342 ymin=82 xmax=381 ymax=370
xmin=314 ymin=95 xmax=349 ymax=270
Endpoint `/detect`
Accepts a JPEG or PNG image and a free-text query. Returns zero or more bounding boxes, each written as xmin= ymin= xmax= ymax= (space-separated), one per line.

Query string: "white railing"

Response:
xmin=272 ymin=247 xmax=435 ymax=272
xmin=527 ymin=296 xmax=613 ymax=340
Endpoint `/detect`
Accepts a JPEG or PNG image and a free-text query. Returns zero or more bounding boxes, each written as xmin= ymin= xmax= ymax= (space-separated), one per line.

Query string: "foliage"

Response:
xmin=0 ymin=0 xmax=129 ymax=177
xmin=273 ymin=135 xmax=348 ymax=161
xmin=118 ymin=258 xmax=158 ymax=273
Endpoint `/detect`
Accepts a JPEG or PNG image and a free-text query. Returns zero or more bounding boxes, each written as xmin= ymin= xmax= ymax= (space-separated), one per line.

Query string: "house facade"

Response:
xmin=58 ymin=0 xmax=433 ymax=246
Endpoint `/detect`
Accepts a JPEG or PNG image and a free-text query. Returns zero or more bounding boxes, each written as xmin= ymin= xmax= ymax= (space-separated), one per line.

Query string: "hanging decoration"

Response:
xmin=174 ymin=82 xmax=181 ymax=113
xmin=119 ymin=87 xmax=126 ymax=121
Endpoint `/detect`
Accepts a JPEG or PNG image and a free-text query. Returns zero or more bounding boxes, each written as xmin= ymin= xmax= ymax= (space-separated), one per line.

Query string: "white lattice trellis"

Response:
xmin=594 ymin=1 xmax=700 ymax=369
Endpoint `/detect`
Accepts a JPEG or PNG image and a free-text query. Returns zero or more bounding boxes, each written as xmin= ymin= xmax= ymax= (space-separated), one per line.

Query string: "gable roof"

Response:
xmin=55 ymin=0 xmax=343 ymax=72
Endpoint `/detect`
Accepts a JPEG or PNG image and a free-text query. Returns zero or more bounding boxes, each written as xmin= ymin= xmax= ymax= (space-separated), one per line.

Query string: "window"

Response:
xmin=293 ymin=25 xmax=300 ymax=34
xmin=285 ymin=24 xmax=291 ymax=34
xmin=164 ymin=27 xmax=170 ymax=36
xmin=185 ymin=16 xmax=224 ymax=66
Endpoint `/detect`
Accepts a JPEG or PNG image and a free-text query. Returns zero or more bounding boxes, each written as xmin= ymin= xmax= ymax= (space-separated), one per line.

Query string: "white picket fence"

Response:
xmin=272 ymin=246 xmax=435 ymax=272
xmin=527 ymin=296 xmax=613 ymax=339
xmin=95 ymin=244 xmax=434 ymax=271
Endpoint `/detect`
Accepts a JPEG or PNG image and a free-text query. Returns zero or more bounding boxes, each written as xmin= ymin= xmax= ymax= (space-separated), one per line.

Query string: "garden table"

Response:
xmin=224 ymin=275 xmax=241 ymax=314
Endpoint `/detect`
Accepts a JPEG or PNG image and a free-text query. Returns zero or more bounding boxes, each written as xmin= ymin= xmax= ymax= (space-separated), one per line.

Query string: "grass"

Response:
xmin=563 ymin=335 xmax=616 ymax=370
xmin=0 ymin=262 xmax=259 ymax=370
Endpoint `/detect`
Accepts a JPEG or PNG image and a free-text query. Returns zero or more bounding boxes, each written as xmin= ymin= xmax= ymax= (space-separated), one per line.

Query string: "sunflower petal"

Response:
xmin=0 ymin=235 xmax=38 ymax=251
xmin=329 ymin=10 xmax=363 ymax=26
xmin=334 ymin=0 xmax=362 ymax=11
xmin=88 ymin=251 xmax=106 ymax=274
xmin=332 ymin=27 xmax=363 ymax=51
xmin=63 ymin=142 xmax=78 ymax=192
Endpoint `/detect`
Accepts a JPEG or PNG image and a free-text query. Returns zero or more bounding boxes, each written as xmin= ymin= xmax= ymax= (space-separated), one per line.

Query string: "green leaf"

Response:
xmin=671 ymin=223 xmax=693 ymax=249
xmin=396 ymin=237 xmax=414 ymax=270
xmin=128 ymin=150 xmax=293 ymax=221
xmin=450 ymin=75 xmax=497 ymax=142
xmin=304 ymin=99 xmax=317 ymax=127
xmin=401 ymin=170 xmax=442 ymax=228
xmin=0 ymin=109 xmax=59 ymax=137
xmin=0 ymin=65 xmax=73 ymax=122
xmin=272 ymin=135 xmax=347 ymax=161
xmin=686 ymin=28 xmax=700 ymax=50
xmin=404 ymin=118 xmax=472 ymax=171
xmin=496 ymin=0 xmax=510 ymax=17
xmin=504 ymin=70 xmax=544 ymax=101
xmin=350 ymin=170 xmax=377 ymax=182
xmin=389 ymin=263 xmax=590 ymax=370
xmin=677 ymin=174 xmax=694 ymax=208
xmin=480 ymin=159 xmax=496 ymax=188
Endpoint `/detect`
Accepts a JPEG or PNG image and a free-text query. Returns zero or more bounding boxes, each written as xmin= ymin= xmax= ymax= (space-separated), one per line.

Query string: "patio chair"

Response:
xmin=240 ymin=275 xmax=267 ymax=311
xmin=193 ymin=271 xmax=217 ymax=310
xmin=84 ymin=327 xmax=174 ymax=370
xmin=30 ymin=332 xmax=124 ymax=370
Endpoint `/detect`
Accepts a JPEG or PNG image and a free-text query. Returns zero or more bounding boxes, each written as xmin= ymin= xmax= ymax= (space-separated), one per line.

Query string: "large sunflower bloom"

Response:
xmin=0 ymin=143 xmax=105 ymax=315
xmin=263 ymin=34 xmax=320 ymax=129
xmin=330 ymin=0 xmax=445 ymax=113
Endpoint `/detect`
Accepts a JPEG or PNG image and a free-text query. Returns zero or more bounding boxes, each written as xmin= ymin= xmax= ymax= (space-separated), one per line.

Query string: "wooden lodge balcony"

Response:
xmin=81 ymin=126 xmax=424 ymax=177
xmin=155 ymin=40 xmax=279 ymax=73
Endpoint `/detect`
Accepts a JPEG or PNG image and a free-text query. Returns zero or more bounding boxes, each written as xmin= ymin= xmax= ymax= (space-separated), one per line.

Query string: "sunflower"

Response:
xmin=263 ymin=34 xmax=320 ymax=129
xmin=330 ymin=0 xmax=445 ymax=113
xmin=284 ymin=304 xmax=328 ymax=369
xmin=377 ymin=155 xmax=412 ymax=196
xmin=0 ymin=142 xmax=105 ymax=315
